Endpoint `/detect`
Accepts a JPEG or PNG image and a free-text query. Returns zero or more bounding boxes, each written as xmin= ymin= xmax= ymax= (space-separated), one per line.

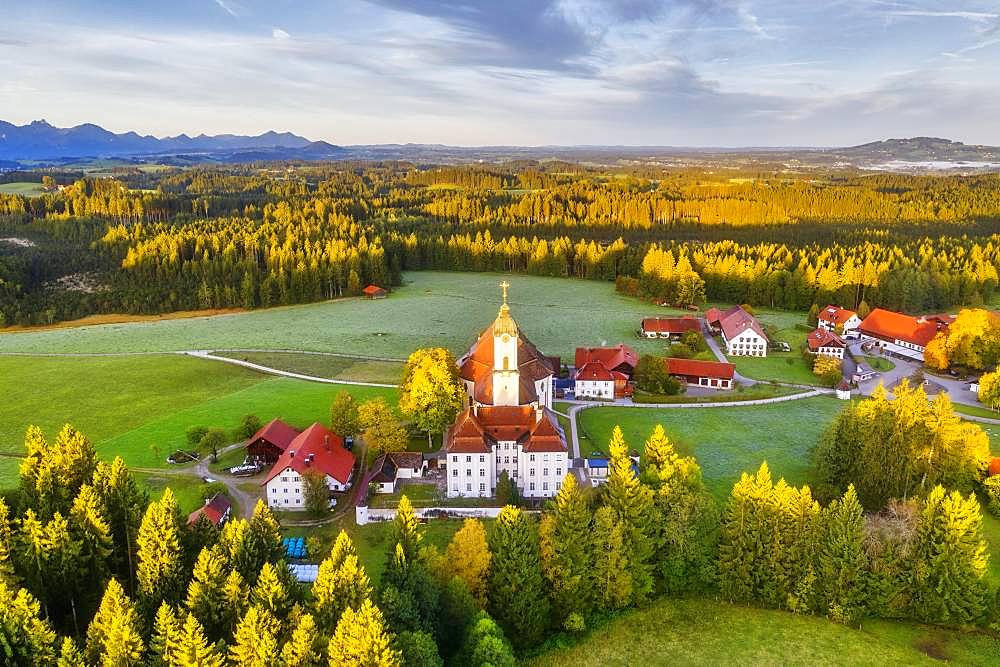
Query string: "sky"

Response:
xmin=2 ymin=0 xmax=999 ymax=146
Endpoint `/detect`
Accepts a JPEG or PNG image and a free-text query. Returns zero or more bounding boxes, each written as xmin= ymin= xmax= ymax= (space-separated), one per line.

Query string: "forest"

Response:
xmin=2 ymin=163 xmax=1000 ymax=326
xmin=1 ymin=382 xmax=995 ymax=665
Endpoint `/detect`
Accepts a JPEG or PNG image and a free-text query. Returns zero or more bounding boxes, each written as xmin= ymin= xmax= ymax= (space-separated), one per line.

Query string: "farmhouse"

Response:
xmin=707 ymin=306 xmax=769 ymax=357
xmin=818 ymin=305 xmax=861 ymax=336
xmin=806 ymin=328 xmax=847 ymax=359
xmin=858 ymin=308 xmax=954 ymax=362
xmin=186 ymin=493 xmax=232 ymax=528
xmin=640 ymin=316 xmax=701 ymax=338
xmin=364 ymin=452 xmax=426 ymax=494
xmin=665 ymin=357 xmax=736 ymax=390
xmin=362 ymin=284 xmax=387 ymax=299
xmin=245 ymin=418 xmax=300 ymax=464
xmin=585 ymin=456 xmax=610 ymax=485
xmin=446 ymin=282 xmax=569 ymax=499
xmin=574 ymin=344 xmax=636 ymax=399
xmin=263 ymin=423 xmax=355 ymax=510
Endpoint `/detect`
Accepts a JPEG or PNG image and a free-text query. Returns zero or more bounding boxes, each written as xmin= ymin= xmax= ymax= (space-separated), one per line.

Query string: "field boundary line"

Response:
xmin=185 ymin=350 xmax=399 ymax=388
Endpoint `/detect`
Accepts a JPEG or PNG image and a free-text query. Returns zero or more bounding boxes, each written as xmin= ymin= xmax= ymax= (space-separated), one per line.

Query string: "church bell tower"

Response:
xmin=491 ymin=281 xmax=520 ymax=406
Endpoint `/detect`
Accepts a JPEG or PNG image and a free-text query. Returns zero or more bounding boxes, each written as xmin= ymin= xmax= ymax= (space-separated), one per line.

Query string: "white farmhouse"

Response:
xmin=262 ymin=423 xmax=355 ymax=510
xmin=818 ymin=305 xmax=862 ymax=337
xmin=708 ymin=306 xmax=769 ymax=357
xmin=806 ymin=328 xmax=847 ymax=359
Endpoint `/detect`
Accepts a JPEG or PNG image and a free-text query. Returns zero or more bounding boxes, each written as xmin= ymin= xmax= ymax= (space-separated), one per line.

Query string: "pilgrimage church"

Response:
xmin=445 ymin=282 xmax=569 ymax=499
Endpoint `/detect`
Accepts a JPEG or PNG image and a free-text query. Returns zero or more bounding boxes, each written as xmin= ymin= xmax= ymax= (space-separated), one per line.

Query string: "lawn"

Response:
xmin=134 ymin=471 xmax=208 ymax=515
xmin=952 ymin=402 xmax=1000 ymax=420
xmin=0 ymin=353 xmax=397 ymax=487
xmin=576 ymin=396 xmax=846 ymax=499
xmin=212 ymin=351 xmax=404 ymax=384
xmin=0 ymin=182 xmax=47 ymax=195
xmin=530 ymin=596 xmax=1000 ymax=666
xmin=862 ymin=354 xmax=896 ymax=372
xmin=631 ymin=383 xmax=801 ymax=404
xmin=0 ymin=271 xmax=809 ymax=363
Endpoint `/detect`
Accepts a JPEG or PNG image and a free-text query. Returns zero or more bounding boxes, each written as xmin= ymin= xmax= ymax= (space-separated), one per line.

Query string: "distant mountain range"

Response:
xmin=0 ymin=119 xmax=345 ymax=162
xmin=1 ymin=120 xmax=998 ymax=172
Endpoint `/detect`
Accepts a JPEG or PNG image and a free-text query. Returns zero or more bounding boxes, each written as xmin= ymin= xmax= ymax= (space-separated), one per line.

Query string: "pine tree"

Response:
xmin=390 ymin=495 xmax=422 ymax=566
xmin=590 ymin=506 xmax=632 ymax=610
xmin=91 ymin=457 xmax=147 ymax=591
xmin=444 ymin=519 xmax=491 ymax=606
xmin=185 ymin=546 xmax=228 ymax=640
xmin=910 ymin=486 xmax=988 ymax=624
xmin=486 ymin=506 xmax=550 ymax=649
xmin=458 ymin=612 xmax=516 ymax=667
xmin=312 ymin=536 xmax=372 ymax=633
xmin=229 ymin=605 xmax=280 ymax=667
xmin=817 ymin=485 xmax=867 ymax=623
xmin=603 ymin=425 xmax=655 ymax=603
xmin=538 ymin=473 xmax=593 ymax=623
xmin=57 ymin=637 xmax=86 ymax=667
xmin=397 ymin=630 xmax=443 ymax=667
xmin=85 ymin=578 xmax=145 ymax=666
xmin=221 ymin=569 xmax=250 ymax=637
xmin=174 ymin=613 xmax=224 ymax=667
xmin=0 ymin=578 xmax=58 ymax=664
xmin=136 ymin=488 xmax=186 ymax=610
xmin=251 ymin=561 xmax=292 ymax=619
xmin=718 ymin=464 xmax=768 ymax=602
xmin=246 ymin=501 xmax=285 ymax=580
xmin=327 ymin=599 xmax=402 ymax=667
xmin=0 ymin=497 xmax=14 ymax=585
xmin=279 ymin=613 xmax=323 ymax=667
xmin=150 ymin=602 xmax=181 ymax=667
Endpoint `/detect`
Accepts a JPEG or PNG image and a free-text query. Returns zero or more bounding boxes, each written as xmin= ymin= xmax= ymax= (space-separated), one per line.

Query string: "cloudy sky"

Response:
xmin=2 ymin=1 xmax=999 ymax=146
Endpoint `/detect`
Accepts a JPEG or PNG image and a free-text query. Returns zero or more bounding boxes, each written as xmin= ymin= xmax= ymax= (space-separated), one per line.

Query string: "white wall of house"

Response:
xmin=518 ymin=450 xmax=567 ymax=499
xmin=819 ymin=314 xmax=861 ymax=333
xmin=447 ymin=451 xmax=496 ymax=498
xmin=811 ymin=346 xmax=845 ymax=359
xmin=686 ymin=376 xmax=733 ymax=389
xmin=574 ymin=379 xmax=614 ymax=399
xmin=395 ymin=463 xmax=423 ymax=479
xmin=374 ymin=480 xmax=396 ymax=494
xmin=860 ymin=334 xmax=925 ymax=362
xmin=265 ymin=467 xmax=349 ymax=510
xmin=724 ymin=329 xmax=768 ymax=357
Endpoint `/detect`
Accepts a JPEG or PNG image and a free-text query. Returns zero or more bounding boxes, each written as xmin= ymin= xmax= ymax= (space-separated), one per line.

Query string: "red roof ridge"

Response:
xmin=665 ymin=357 xmax=735 ymax=379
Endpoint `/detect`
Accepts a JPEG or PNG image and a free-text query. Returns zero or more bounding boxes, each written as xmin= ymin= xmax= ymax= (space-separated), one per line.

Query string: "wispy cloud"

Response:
xmin=213 ymin=0 xmax=239 ymax=18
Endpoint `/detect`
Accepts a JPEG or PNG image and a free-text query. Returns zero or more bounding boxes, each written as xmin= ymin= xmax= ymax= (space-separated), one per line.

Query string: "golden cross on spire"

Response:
xmin=499 ymin=280 xmax=510 ymax=305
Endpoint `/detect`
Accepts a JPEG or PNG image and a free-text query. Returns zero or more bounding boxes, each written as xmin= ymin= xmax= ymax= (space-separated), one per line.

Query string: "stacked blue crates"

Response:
xmin=281 ymin=537 xmax=307 ymax=560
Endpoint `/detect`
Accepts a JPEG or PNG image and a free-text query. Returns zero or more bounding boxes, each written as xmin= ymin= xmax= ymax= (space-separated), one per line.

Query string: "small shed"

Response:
xmin=186 ymin=493 xmax=232 ymax=528
xmin=362 ymin=284 xmax=387 ymax=299
xmin=836 ymin=379 xmax=852 ymax=400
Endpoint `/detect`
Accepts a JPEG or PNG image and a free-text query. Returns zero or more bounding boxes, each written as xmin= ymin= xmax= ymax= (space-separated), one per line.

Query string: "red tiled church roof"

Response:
xmin=458 ymin=324 xmax=555 ymax=405
xmin=446 ymin=406 xmax=567 ymax=454
xmin=263 ymin=423 xmax=355 ymax=485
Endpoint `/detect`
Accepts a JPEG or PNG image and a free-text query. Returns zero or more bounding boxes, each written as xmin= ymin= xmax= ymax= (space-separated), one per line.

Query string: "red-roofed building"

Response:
xmin=858 ymin=308 xmax=954 ymax=361
xmin=818 ymin=305 xmax=861 ymax=336
xmin=574 ymin=344 xmax=636 ymax=399
xmin=665 ymin=358 xmax=735 ymax=390
xmin=187 ymin=493 xmax=232 ymax=528
xmin=708 ymin=306 xmax=769 ymax=357
xmin=446 ymin=405 xmax=568 ymax=499
xmin=362 ymin=284 xmax=387 ymax=299
xmin=640 ymin=316 xmax=701 ymax=338
xmin=246 ymin=419 xmax=301 ymax=463
xmin=263 ymin=423 xmax=356 ymax=510
xmin=990 ymin=457 xmax=1000 ymax=477
xmin=806 ymin=328 xmax=847 ymax=359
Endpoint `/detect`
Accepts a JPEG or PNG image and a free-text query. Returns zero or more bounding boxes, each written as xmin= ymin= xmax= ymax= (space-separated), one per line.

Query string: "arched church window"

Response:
xmin=503 ymin=356 xmax=510 ymax=370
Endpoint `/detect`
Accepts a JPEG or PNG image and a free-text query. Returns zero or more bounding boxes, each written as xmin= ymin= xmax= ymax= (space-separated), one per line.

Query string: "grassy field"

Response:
xmin=0 ymin=271 xmax=805 ymax=364
xmin=862 ymin=354 xmax=896 ymax=372
xmin=530 ymin=596 xmax=1000 ymax=666
xmin=0 ymin=182 xmax=47 ymax=195
xmin=0 ymin=354 xmax=397 ymax=486
xmin=952 ymin=402 xmax=1000 ymax=419
xmin=576 ymin=396 xmax=846 ymax=499
xmin=631 ymin=383 xmax=801 ymax=404
xmin=212 ymin=351 xmax=403 ymax=384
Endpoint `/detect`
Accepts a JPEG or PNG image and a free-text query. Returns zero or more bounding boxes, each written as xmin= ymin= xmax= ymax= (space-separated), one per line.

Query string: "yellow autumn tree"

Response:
xmin=444 ymin=519 xmax=491 ymax=605
xmin=398 ymin=347 xmax=466 ymax=448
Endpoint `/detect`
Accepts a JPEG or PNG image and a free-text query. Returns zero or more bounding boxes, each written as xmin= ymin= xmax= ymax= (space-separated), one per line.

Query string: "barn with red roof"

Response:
xmin=574 ymin=344 xmax=636 ymax=398
xmin=665 ymin=357 xmax=736 ymax=390
xmin=858 ymin=308 xmax=954 ymax=361
xmin=246 ymin=418 xmax=301 ymax=463
xmin=640 ymin=316 xmax=701 ymax=339
xmin=263 ymin=423 xmax=356 ymax=510
xmin=362 ymin=284 xmax=387 ymax=299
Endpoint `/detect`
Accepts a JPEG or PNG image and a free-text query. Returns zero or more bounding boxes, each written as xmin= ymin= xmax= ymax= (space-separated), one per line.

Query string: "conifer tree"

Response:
xmin=312 ymin=537 xmax=372 ymax=633
xmin=439 ymin=576 xmax=478 ymax=659
xmin=137 ymin=488 xmax=186 ymax=610
xmin=91 ymin=457 xmax=147 ymax=591
xmin=390 ymin=495 xmax=422 ymax=565
xmin=185 ymin=546 xmax=228 ymax=640
xmin=251 ymin=561 xmax=292 ymax=619
xmin=0 ymin=497 xmax=14 ymax=585
xmin=247 ymin=501 xmax=285 ymax=579
xmin=327 ymin=599 xmax=402 ymax=667
xmin=57 ymin=637 xmax=86 ymax=667
xmin=910 ymin=486 xmax=988 ymax=624
xmin=279 ymin=613 xmax=324 ymax=667
xmin=590 ymin=506 xmax=632 ymax=611
xmin=85 ymin=578 xmax=145 ymax=666
xmin=221 ymin=569 xmax=250 ymax=638
xmin=444 ymin=519 xmax=491 ymax=606
xmin=538 ymin=473 xmax=593 ymax=623
xmin=486 ymin=506 xmax=550 ymax=649
xmin=719 ymin=464 xmax=770 ymax=602
xmin=150 ymin=602 xmax=181 ymax=667
xmin=174 ymin=613 xmax=224 ymax=667
xmin=397 ymin=630 xmax=443 ymax=667
xmin=229 ymin=605 xmax=280 ymax=667
xmin=0 ymin=578 xmax=58 ymax=664
xmin=603 ymin=425 xmax=655 ymax=603
xmin=459 ymin=612 xmax=516 ymax=667
xmin=817 ymin=485 xmax=867 ymax=623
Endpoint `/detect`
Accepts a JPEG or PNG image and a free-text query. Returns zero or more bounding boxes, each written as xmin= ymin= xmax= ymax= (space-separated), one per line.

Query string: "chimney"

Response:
xmin=289 ymin=450 xmax=295 ymax=458
xmin=324 ymin=435 xmax=330 ymax=451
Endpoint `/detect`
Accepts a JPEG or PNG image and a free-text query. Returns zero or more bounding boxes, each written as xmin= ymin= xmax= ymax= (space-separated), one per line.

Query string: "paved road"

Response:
xmin=702 ymin=326 xmax=758 ymax=386
xmin=850 ymin=342 xmax=981 ymax=407
xmin=184 ymin=350 xmax=399 ymax=388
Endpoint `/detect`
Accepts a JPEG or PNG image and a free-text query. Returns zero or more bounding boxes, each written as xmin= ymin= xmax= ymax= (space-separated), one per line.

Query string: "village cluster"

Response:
xmin=201 ymin=284 xmax=960 ymax=518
